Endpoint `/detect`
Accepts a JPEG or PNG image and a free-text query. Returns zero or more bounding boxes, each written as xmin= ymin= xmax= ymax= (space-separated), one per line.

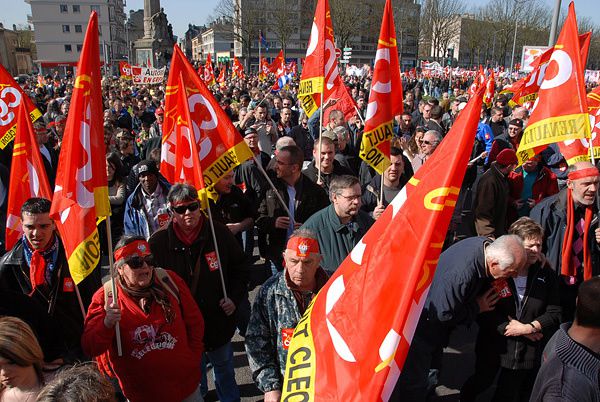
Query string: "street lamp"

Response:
xmin=510 ymin=0 xmax=532 ymax=75
xmin=491 ymin=28 xmax=506 ymax=68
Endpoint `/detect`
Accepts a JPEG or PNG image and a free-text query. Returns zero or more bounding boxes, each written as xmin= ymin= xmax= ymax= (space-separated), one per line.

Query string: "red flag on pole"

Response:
xmin=5 ymin=103 xmax=52 ymax=251
xmin=516 ymin=3 xmax=590 ymax=164
xmin=282 ymin=86 xmax=485 ymax=401
xmin=50 ymin=11 xmax=109 ymax=284
xmin=0 ymin=64 xmax=42 ymax=149
xmin=359 ymin=0 xmax=403 ymax=174
xmin=217 ymin=68 xmax=226 ymax=88
xmin=232 ymin=56 xmax=246 ymax=80
xmin=161 ymin=45 xmax=253 ymax=188
xmin=483 ymin=70 xmax=495 ymax=108
xmin=204 ymin=53 xmax=216 ymax=86
xmin=269 ymin=50 xmax=284 ymax=74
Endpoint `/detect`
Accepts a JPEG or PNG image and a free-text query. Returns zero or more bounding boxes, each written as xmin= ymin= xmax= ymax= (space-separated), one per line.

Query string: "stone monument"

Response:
xmin=132 ymin=0 xmax=175 ymax=68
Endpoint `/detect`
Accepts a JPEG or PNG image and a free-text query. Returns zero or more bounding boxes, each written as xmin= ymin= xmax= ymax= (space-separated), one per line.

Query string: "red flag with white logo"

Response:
xmin=204 ymin=53 xmax=216 ymax=86
xmin=5 ymin=103 xmax=52 ymax=250
xmin=50 ymin=11 xmax=110 ymax=284
xmin=359 ymin=0 xmax=403 ymax=174
xmin=232 ymin=56 xmax=246 ymax=80
xmin=282 ymin=85 xmax=484 ymax=401
xmin=161 ymin=45 xmax=253 ymax=188
xmin=0 ymin=64 xmax=42 ymax=149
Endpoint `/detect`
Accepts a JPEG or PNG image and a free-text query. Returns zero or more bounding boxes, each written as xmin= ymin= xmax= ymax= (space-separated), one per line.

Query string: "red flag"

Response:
xmin=259 ymin=57 xmax=270 ymax=81
xmin=5 ymin=103 xmax=52 ymax=251
xmin=517 ymin=3 xmax=590 ymax=164
xmin=324 ymin=82 xmax=358 ymax=122
xmin=359 ymin=0 xmax=403 ymax=174
xmin=50 ymin=11 xmax=109 ymax=284
xmin=232 ymin=56 xmax=246 ymax=80
xmin=483 ymin=70 xmax=496 ymax=108
xmin=204 ymin=53 xmax=215 ymax=86
xmin=297 ymin=0 xmax=341 ymax=118
xmin=0 ymin=64 xmax=42 ymax=149
xmin=119 ymin=61 xmax=132 ymax=79
xmin=217 ymin=68 xmax=226 ymax=88
xmin=282 ymin=87 xmax=485 ymax=401
xmin=161 ymin=45 xmax=253 ymax=187
xmin=559 ymin=85 xmax=600 ymax=164
xmin=197 ymin=64 xmax=204 ymax=78
xmin=269 ymin=50 xmax=284 ymax=74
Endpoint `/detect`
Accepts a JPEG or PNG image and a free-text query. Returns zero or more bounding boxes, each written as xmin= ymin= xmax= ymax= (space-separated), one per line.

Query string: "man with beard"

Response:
xmin=301 ymin=175 xmax=374 ymax=274
xmin=531 ymin=161 xmax=600 ymax=322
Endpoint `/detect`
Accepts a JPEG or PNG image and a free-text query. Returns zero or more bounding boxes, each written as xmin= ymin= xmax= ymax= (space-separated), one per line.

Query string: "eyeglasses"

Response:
xmin=421 ymin=140 xmax=437 ymax=146
xmin=337 ymin=193 xmax=361 ymax=201
xmin=125 ymin=255 xmax=154 ymax=269
xmin=172 ymin=201 xmax=200 ymax=214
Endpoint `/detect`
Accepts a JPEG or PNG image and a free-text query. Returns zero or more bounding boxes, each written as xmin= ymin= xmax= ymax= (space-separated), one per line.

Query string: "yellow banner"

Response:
xmin=0 ymin=108 xmax=42 ymax=149
xmin=517 ymin=113 xmax=590 ymax=164
xmin=94 ymin=186 xmax=111 ymax=217
xmin=67 ymin=228 xmax=101 ymax=284
xmin=282 ymin=298 xmax=316 ymax=401
xmin=359 ymin=121 xmax=393 ymax=174
xmin=202 ymin=141 xmax=253 ymax=187
xmin=564 ymin=146 xmax=600 ymax=165
xmin=298 ymin=77 xmax=324 ymax=97
xmin=299 ymin=94 xmax=319 ymax=118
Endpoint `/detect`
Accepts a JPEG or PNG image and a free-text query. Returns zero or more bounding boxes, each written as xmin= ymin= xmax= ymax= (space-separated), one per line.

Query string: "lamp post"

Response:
xmin=510 ymin=0 xmax=531 ymax=75
xmin=491 ymin=28 xmax=505 ymax=68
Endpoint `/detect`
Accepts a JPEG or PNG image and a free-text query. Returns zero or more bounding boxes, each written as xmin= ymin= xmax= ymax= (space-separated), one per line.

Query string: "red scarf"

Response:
xmin=561 ymin=188 xmax=593 ymax=281
xmin=28 ymin=239 xmax=53 ymax=295
xmin=173 ymin=216 xmax=204 ymax=246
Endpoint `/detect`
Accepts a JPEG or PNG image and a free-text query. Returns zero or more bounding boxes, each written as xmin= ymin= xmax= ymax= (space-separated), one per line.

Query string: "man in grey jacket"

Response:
xmin=530 ymin=277 xmax=600 ymax=402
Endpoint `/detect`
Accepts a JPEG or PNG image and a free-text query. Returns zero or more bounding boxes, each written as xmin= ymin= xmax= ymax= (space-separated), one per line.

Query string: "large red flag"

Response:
xmin=282 ymin=87 xmax=484 ymax=401
xmin=5 ymin=103 xmax=52 ymax=251
xmin=359 ymin=0 xmax=403 ymax=174
xmin=559 ymin=86 xmax=600 ymax=164
xmin=517 ymin=3 xmax=590 ymax=164
xmin=269 ymin=50 xmax=284 ymax=74
xmin=0 ymin=64 xmax=42 ymax=149
xmin=297 ymin=0 xmax=341 ymax=118
xmin=161 ymin=45 xmax=253 ymax=187
xmin=50 ymin=11 xmax=109 ymax=284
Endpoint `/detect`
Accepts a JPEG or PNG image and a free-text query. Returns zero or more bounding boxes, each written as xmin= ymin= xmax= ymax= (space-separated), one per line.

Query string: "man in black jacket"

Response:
xmin=394 ymin=235 xmax=527 ymax=401
xmin=0 ymin=198 xmax=100 ymax=361
xmin=257 ymin=145 xmax=329 ymax=272
xmin=149 ymin=183 xmax=247 ymax=402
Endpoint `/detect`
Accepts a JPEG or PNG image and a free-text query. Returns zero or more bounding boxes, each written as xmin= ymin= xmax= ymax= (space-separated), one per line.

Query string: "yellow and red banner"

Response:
xmin=259 ymin=57 xmax=270 ymax=81
xmin=119 ymin=61 xmax=132 ymax=79
xmin=5 ymin=103 xmax=52 ymax=251
xmin=359 ymin=0 xmax=403 ymax=174
xmin=282 ymin=86 xmax=484 ymax=402
xmin=203 ymin=53 xmax=216 ymax=86
xmin=483 ymin=70 xmax=495 ymax=108
xmin=217 ymin=68 xmax=226 ymax=88
xmin=161 ymin=45 xmax=253 ymax=187
xmin=559 ymin=86 xmax=600 ymax=164
xmin=232 ymin=56 xmax=246 ymax=80
xmin=516 ymin=3 xmax=590 ymax=164
xmin=50 ymin=11 xmax=109 ymax=284
xmin=0 ymin=64 xmax=42 ymax=149
xmin=297 ymin=0 xmax=341 ymax=118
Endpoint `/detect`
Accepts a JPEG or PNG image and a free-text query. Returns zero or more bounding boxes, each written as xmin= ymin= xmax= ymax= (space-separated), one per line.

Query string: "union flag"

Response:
xmin=204 ymin=53 xmax=216 ymax=86
xmin=282 ymin=84 xmax=484 ymax=402
xmin=359 ymin=0 xmax=403 ymax=174
xmin=50 ymin=11 xmax=109 ymax=284
xmin=161 ymin=45 xmax=253 ymax=188
xmin=5 ymin=103 xmax=52 ymax=251
xmin=232 ymin=56 xmax=246 ymax=80
xmin=269 ymin=50 xmax=285 ymax=74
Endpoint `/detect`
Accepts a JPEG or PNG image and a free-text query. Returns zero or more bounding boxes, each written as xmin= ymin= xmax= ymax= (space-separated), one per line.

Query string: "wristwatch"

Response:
xmin=529 ymin=322 xmax=538 ymax=333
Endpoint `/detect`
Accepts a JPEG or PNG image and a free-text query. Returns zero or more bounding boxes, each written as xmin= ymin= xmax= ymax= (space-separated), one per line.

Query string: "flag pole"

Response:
xmin=201 ymin=192 xmax=228 ymax=299
xmin=317 ymin=90 xmax=324 ymax=185
xmin=252 ymin=155 xmax=293 ymax=220
xmin=104 ymin=216 xmax=123 ymax=356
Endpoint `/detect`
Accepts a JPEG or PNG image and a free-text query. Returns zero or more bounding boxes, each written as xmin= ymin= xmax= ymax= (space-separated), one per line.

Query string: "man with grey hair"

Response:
xmin=395 ymin=235 xmax=527 ymax=401
xmin=301 ymin=175 xmax=374 ymax=274
xmin=411 ymin=130 xmax=443 ymax=172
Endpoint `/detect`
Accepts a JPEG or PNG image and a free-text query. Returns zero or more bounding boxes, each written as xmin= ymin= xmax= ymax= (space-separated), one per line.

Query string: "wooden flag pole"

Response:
xmin=252 ymin=155 xmax=293 ymax=222
xmin=201 ymin=192 xmax=228 ymax=300
xmin=105 ymin=217 xmax=123 ymax=356
xmin=317 ymin=91 xmax=325 ymax=185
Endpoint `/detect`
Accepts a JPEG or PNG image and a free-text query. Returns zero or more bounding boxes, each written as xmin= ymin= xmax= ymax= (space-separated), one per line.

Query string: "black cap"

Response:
xmin=137 ymin=160 xmax=159 ymax=177
xmin=509 ymin=118 xmax=524 ymax=128
xmin=244 ymin=127 xmax=258 ymax=137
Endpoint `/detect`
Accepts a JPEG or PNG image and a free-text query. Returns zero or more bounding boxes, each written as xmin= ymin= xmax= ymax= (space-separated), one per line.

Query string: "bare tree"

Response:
xmin=269 ymin=0 xmax=298 ymax=57
xmin=420 ymin=0 xmax=465 ymax=62
xmin=329 ymin=0 xmax=370 ymax=49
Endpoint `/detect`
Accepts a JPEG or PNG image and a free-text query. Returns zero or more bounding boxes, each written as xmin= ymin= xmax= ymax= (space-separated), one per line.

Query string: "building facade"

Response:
xmin=0 ymin=23 xmax=33 ymax=75
xmin=26 ymin=0 xmax=126 ymax=72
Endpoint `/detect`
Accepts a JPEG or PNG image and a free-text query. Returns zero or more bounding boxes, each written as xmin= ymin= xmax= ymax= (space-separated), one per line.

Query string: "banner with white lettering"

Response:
xmin=131 ymin=66 xmax=166 ymax=85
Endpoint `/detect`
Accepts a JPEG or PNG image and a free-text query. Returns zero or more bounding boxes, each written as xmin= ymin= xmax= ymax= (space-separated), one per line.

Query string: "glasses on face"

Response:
xmin=125 ymin=255 xmax=154 ymax=269
xmin=421 ymin=140 xmax=437 ymax=146
xmin=172 ymin=201 xmax=200 ymax=214
xmin=337 ymin=193 xmax=361 ymax=201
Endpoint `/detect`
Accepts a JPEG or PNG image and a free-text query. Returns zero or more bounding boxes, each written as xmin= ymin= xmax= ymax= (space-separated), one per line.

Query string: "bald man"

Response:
xmin=531 ymin=161 xmax=600 ymax=321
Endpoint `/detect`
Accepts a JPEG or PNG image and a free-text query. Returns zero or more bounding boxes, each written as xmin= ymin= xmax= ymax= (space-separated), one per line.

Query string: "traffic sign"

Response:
xmin=343 ymin=47 xmax=353 ymax=51
xmin=339 ymin=60 xmax=349 ymax=64
xmin=335 ymin=48 xmax=341 ymax=58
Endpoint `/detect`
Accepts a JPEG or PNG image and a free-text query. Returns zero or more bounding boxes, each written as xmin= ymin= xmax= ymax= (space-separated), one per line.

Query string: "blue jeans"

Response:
xmin=200 ymin=342 xmax=240 ymax=402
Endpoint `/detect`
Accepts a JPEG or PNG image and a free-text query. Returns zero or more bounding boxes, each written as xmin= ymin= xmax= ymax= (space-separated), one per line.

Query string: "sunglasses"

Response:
xmin=421 ymin=140 xmax=437 ymax=146
xmin=172 ymin=201 xmax=200 ymax=214
xmin=125 ymin=255 xmax=154 ymax=269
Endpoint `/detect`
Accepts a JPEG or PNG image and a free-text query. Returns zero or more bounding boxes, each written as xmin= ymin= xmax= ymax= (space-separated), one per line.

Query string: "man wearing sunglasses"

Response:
xmin=149 ymin=183 xmax=248 ymax=402
xmin=411 ymin=130 xmax=443 ymax=173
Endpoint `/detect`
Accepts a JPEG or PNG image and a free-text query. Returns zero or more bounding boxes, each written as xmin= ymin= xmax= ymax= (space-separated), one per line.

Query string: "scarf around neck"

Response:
xmin=22 ymin=234 xmax=59 ymax=296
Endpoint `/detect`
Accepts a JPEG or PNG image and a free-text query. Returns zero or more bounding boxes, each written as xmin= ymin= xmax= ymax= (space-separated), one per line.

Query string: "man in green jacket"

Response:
xmin=301 ymin=175 xmax=374 ymax=274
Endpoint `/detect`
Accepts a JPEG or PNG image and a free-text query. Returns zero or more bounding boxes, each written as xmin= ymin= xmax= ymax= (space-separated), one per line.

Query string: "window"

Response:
xmin=77 ymin=44 xmax=83 ymax=52
xmin=59 ymin=4 xmax=68 ymax=13
xmin=73 ymin=4 xmax=80 ymax=13
xmin=62 ymin=25 xmax=70 ymax=33
xmin=90 ymin=5 xmax=100 ymax=16
xmin=64 ymin=44 xmax=72 ymax=52
xmin=75 ymin=25 xmax=82 ymax=33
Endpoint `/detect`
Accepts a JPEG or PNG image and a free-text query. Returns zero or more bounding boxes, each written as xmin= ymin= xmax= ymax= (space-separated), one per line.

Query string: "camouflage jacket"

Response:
xmin=244 ymin=269 xmax=327 ymax=392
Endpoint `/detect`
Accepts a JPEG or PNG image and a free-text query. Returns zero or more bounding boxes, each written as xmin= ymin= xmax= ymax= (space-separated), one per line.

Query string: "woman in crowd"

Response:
xmin=461 ymin=217 xmax=561 ymax=402
xmin=105 ymin=152 xmax=127 ymax=246
xmin=0 ymin=317 xmax=45 ymax=401
xmin=82 ymin=236 xmax=205 ymax=402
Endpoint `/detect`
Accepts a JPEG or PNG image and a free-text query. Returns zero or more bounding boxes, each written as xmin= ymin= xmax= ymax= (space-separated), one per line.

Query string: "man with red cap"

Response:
xmin=245 ymin=228 xmax=329 ymax=402
xmin=531 ymin=161 xmax=600 ymax=322
xmin=472 ymin=148 xmax=518 ymax=238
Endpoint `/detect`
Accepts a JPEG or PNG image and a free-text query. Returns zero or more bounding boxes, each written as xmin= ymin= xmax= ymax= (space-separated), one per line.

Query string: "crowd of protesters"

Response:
xmin=0 ymin=63 xmax=598 ymax=402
